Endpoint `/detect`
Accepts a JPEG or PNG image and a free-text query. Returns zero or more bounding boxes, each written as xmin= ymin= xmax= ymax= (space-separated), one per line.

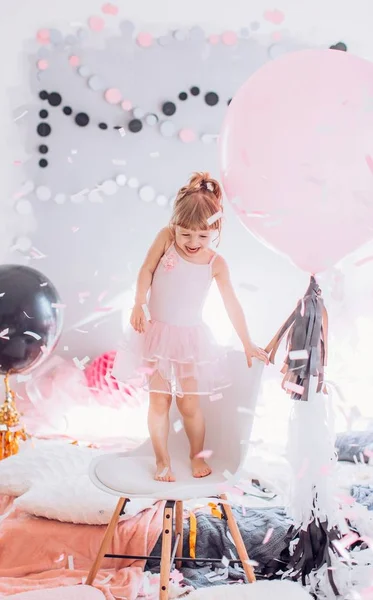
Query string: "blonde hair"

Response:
xmin=169 ymin=172 xmax=223 ymax=243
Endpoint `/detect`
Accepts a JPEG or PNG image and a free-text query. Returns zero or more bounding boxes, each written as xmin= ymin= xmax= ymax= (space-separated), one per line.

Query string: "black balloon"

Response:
xmin=0 ymin=266 xmax=63 ymax=374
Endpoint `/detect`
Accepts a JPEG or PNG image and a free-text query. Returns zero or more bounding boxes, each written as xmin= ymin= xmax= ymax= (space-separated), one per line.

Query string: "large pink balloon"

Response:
xmin=220 ymin=49 xmax=373 ymax=273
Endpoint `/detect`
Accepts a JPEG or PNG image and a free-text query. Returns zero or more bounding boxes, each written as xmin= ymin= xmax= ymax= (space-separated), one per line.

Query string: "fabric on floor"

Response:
xmin=146 ymin=506 xmax=291 ymax=588
xmin=0 ymin=499 xmax=164 ymax=600
xmin=351 ymin=485 xmax=373 ymax=511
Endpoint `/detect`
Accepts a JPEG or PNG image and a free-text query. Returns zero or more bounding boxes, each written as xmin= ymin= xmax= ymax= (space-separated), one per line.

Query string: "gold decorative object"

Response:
xmin=0 ymin=373 xmax=26 ymax=460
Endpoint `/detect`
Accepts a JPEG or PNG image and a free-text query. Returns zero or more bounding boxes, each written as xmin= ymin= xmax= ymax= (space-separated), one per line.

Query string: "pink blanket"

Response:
xmin=0 ymin=495 xmax=164 ymax=599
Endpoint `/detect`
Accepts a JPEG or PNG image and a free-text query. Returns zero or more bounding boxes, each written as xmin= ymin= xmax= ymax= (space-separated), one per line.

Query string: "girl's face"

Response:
xmin=175 ymin=226 xmax=212 ymax=257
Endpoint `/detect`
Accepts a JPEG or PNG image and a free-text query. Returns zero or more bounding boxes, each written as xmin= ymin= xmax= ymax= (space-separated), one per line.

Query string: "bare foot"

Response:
xmin=191 ymin=457 xmax=212 ymax=478
xmin=155 ymin=463 xmax=175 ymax=482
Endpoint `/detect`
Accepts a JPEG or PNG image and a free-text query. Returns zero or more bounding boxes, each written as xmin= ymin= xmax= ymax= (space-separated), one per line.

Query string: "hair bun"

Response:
xmin=187 ymin=171 xmax=223 ymax=202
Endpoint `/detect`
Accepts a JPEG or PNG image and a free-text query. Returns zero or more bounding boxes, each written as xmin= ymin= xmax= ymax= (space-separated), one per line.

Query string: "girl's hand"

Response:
xmin=130 ymin=304 xmax=147 ymax=333
xmin=245 ymin=343 xmax=269 ymax=368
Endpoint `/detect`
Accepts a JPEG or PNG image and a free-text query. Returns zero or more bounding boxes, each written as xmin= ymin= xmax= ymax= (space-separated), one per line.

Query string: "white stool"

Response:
xmin=86 ymin=352 xmax=263 ymax=599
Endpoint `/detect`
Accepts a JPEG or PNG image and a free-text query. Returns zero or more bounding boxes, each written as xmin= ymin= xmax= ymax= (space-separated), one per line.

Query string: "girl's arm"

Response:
xmin=131 ymin=228 xmax=171 ymax=332
xmin=214 ymin=256 xmax=268 ymax=366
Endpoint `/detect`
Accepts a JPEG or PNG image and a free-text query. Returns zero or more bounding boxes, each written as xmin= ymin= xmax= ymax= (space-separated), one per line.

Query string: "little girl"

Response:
xmin=113 ymin=172 xmax=268 ymax=482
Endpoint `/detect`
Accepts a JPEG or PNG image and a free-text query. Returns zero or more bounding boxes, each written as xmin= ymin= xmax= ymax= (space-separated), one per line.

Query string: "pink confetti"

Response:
xmin=37 ymin=59 xmax=49 ymax=71
xmin=335 ymin=493 xmax=356 ymax=506
xmin=97 ymin=290 xmax=108 ymax=303
xmin=71 ymin=226 xmax=79 ymax=233
xmin=88 ymin=16 xmax=105 ymax=32
xmin=102 ymin=3 xmax=119 ymax=15
xmin=284 ymin=381 xmax=304 ymax=395
xmin=137 ymin=32 xmax=153 ymax=48
xmin=222 ymin=31 xmax=238 ymax=46
xmin=69 ymin=55 xmax=80 ymax=67
xmin=51 ymin=303 xmax=66 ymax=309
xmin=121 ymin=100 xmax=133 ymax=111
xmin=195 ymin=450 xmax=213 ymax=459
xmin=209 ymin=34 xmax=220 ymax=45
xmin=105 ymin=88 xmax=122 ymax=104
xmin=30 ymin=247 xmax=46 ymax=259
xmin=179 ymin=129 xmax=197 ymax=143
xmin=355 ymin=255 xmax=373 ymax=267
xmin=365 ymin=154 xmax=373 ymax=174
xmin=263 ymin=9 xmax=285 ymax=24
xmin=37 ymin=29 xmax=50 ymax=44
xmin=262 ymin=527 xmax=274 ymax=544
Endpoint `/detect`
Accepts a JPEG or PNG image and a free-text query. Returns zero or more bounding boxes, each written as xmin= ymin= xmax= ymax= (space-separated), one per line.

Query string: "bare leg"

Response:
xmin=176 ymin=394 xmax=212 ymax=478
xmin=148 ymin=388 xmax=175 ymax=482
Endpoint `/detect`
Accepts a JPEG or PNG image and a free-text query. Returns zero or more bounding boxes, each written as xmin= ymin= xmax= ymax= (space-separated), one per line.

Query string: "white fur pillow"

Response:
xmin=0 ymin=441 xmax=154 ymax=524
xmin=185 ymin=580 xmax=310 ymax=599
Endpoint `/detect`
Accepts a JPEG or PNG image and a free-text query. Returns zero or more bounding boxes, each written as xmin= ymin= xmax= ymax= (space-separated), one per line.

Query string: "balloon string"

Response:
xmin=265 ymin=275 xmax=327 ymax=401
xmin=0 ymin=374 xmax=26 ymax=460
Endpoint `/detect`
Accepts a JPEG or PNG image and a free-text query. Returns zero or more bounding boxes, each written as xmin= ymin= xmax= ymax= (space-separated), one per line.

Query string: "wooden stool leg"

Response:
xmin=159 ymin=501 xmax=174 ymax=600
xmin=86 ymin=497 xmax=127 ymax=585
xmin=175 ymin=501 xmax=183 ymax=570
xmin=219 ymin=494 xmax=256 ymax=583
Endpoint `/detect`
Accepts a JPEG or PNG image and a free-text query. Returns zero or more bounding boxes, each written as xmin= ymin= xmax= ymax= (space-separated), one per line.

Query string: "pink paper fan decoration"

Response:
xmin=37 ymin=29 xmax=50 ymax=44
xmin=84 ymin=351 xmax=143 ymax=408
xmin=105 ymin=88 xmax=122 ymax=104
xmin=37 ymin=59 xmax=49 ymax=71
xmin=137 ymin=32 xmax=153 ymax=48
xmin=179 ymin=128 xmax=197 ymax=143
xmin=222 ymin=31 xmax=237 ymax=46
xmin=88 ymin=16 xmax=105 ymax=32
xmin=69 ymin=55 xmax=80 ymax=67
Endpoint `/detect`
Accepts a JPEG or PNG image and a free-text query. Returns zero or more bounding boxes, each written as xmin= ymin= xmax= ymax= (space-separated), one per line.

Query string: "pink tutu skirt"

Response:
xmin=112 ymin=320 xmax=231 ymax=397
